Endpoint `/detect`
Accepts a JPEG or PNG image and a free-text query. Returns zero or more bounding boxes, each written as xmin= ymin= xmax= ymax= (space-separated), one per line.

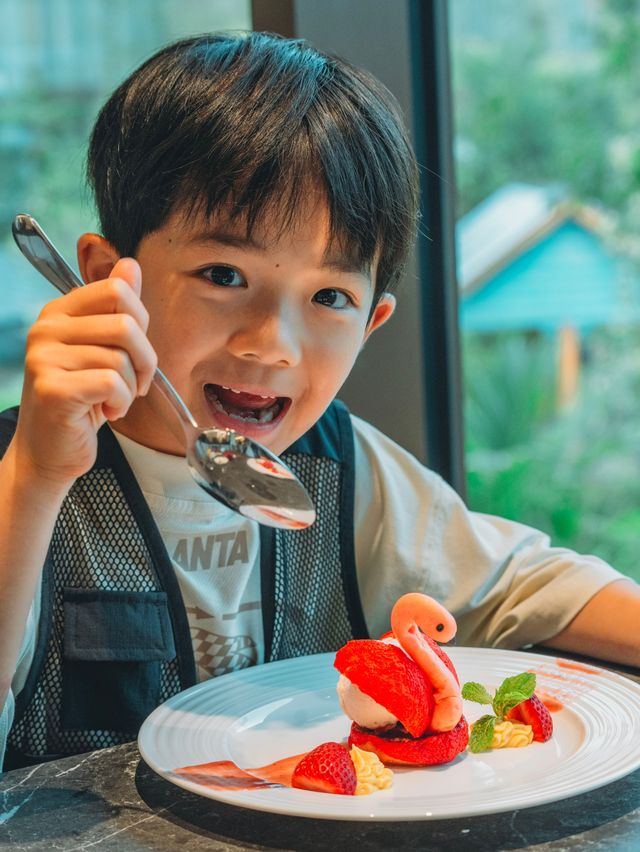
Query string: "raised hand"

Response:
xmin=13 ymin=257 xmax=157 ymax=487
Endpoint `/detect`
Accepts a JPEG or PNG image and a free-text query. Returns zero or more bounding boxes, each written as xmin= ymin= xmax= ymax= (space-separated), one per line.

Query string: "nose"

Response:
xmin=226 ymin=295 xmax=303 ymax=367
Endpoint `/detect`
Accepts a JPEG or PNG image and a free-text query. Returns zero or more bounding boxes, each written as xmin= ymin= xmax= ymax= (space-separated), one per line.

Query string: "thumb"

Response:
xmin=110 ymin=257 xmax=142 ymax=297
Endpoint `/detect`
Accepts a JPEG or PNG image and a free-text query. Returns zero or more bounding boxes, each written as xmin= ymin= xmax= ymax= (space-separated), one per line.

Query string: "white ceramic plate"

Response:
xmin=138 ymin=647 xmax=640 ymax=821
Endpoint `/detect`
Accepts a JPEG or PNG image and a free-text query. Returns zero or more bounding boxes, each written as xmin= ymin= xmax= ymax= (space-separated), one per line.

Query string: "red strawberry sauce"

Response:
xmin=172 ymin=753 xmax=305 ymax=792
xmin=556 ymin=658 xmax=601 ymax=675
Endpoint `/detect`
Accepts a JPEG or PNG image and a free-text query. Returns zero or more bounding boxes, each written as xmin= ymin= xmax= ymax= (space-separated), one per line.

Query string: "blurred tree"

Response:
xmin=451 ymin=0 xmax=640 ymax=578
xmin=451 ymin=0 xmax=637 ymax=217
xmin=0 ymin=0 xmax=251 ymax=404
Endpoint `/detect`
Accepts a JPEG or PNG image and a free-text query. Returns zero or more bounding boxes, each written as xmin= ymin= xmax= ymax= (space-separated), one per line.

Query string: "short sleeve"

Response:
xmin=352 ymin=415 xmax=623 ymax=648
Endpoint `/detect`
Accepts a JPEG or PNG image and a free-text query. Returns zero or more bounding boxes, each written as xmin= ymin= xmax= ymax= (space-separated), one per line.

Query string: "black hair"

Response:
xmin=87 ymin=31 xmax=419 ymax=300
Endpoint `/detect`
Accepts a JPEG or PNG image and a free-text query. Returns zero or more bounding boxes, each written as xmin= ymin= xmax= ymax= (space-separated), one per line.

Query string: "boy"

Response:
xmin=0 ymin=32 xmax=638 ymax=771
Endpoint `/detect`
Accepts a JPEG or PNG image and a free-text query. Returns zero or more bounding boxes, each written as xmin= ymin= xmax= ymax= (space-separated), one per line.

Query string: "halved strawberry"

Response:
xmin=334 ymin=640 xmax=435 ymax=737
xmin=291 ymin=742 xmax=357 ymax=795
xmin=506 ymin=694 xmax=553 ymax=742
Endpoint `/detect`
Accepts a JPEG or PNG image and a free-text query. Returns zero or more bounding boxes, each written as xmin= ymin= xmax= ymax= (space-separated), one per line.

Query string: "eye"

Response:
xmin=313 ymin=288 xmax=352 ymax=309
xmin=201 ymin=265 xmax=246 ymax=287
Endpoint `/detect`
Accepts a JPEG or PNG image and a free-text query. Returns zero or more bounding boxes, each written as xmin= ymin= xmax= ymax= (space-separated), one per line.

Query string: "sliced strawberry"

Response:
xmin=334 ymin=640 xmax=435 ymax=737
xmin=506 ymin=693 xmax=553 ymax=742
xmin=291 ymin=742 xmax=357 ymax=795
xmin=349 ymin=717 xmax=469 ymax=766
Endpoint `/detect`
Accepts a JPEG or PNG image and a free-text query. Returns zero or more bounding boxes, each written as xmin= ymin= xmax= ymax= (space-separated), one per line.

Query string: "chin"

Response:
xmin=348 ymin=718 xmax=469 ymax=766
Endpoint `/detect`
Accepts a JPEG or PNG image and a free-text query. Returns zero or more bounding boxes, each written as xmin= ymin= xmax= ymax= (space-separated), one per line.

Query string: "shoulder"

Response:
xmin=350 ymin=412 xmax=451 ymax=539
xmin=350 ymin=413 xmax=445 ymax=493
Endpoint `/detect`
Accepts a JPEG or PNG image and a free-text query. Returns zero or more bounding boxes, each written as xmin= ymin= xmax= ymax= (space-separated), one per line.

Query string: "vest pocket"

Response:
xmin=61 ymin=588 xmax=176 ymax=732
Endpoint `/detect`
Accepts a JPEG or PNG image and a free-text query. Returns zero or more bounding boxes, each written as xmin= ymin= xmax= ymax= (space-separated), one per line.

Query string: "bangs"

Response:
xmin=175 ymin=136 xmax=379 ymax=279
xmin=88 ymin=32 xmax=418 ymax=295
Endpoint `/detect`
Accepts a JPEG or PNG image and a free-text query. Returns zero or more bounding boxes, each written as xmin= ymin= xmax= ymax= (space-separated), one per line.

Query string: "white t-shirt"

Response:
xmin=116 ymin=433 xmax=264 ymax=682
xmin=1 ymin=415 xmax=623 ymax=768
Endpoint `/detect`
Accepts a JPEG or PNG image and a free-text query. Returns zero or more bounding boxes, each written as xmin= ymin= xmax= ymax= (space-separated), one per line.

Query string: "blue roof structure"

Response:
xmin=456 ymin=183 xmax=636 ymax=333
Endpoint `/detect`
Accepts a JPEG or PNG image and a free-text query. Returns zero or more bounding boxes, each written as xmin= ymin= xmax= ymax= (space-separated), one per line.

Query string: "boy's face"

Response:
xmin=79 ymin=200 xmax=394 ymax=456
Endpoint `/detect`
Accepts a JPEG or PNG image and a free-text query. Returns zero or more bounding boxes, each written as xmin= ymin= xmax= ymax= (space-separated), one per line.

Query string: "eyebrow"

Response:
xmin=186 ymin=228 xmax=372 ymax=280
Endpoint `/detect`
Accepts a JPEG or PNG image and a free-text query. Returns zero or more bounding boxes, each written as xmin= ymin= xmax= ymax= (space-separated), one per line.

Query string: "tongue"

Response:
xmin=212 ymin=385 xmax=276 ymax=412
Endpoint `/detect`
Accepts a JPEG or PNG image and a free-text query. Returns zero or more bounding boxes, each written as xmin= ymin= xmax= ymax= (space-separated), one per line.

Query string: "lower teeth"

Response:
xmin=208 ymin=394 xmax=278 ymax=424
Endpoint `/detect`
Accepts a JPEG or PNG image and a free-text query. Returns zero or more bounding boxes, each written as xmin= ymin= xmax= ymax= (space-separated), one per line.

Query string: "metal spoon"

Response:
xmin=12 ymin=214 xmax=316 ymax=530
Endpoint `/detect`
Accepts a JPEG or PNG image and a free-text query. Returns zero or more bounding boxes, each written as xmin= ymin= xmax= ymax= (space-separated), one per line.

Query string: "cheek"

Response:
xmin=308 ymin=330 xmax=365 ymax=393
xmin=143 ymin=282 xmax=209 ymax=366
xmin=146 ymin=306 xmax=184 ymax=354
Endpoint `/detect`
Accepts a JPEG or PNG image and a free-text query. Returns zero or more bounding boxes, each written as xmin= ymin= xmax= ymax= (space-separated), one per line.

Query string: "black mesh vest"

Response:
xmin=0 ymin=400 xmax=368 ymax=769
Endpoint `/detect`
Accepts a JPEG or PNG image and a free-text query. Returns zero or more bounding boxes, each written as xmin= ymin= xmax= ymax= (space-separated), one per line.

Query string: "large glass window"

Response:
xmin=450 ymin=0 xmax=640 ymax=580
xmin=0 ymin=0 xmax=251 ymax=409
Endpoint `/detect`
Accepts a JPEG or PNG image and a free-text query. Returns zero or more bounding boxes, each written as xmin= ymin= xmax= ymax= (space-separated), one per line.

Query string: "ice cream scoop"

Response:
xmin=337 ymin=675 xmax=398 ymax=730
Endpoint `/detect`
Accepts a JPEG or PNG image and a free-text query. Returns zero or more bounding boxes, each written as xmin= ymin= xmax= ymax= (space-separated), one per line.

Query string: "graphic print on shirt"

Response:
xmin=186 ymin=603 xmax=259 ymax=679
xmin=172 ymin=524 xmax=261 ymax=681
xmin=173 ymin=529 xmax=249 ymax=571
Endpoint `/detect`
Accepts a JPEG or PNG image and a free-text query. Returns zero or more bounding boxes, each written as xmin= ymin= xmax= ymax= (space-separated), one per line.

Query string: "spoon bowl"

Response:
xmin=12 ymin=214 xmax=316 ymax=529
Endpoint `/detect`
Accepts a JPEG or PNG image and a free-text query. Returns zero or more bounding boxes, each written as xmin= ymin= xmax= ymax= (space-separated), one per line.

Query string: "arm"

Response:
xmin=0 ymin=440 xmax=69 ymax=705
xmin=0 ymin=258 xmax=156 ymax=708
xmin=542 ymin=578 xmax=640 ymax=667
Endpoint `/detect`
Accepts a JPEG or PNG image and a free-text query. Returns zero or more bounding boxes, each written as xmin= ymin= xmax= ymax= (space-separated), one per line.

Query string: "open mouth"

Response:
xmin=204 ymin=383 xmax=290 ymax=426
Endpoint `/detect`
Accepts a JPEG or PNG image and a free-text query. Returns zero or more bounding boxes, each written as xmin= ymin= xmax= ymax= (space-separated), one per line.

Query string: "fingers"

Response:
xmin=46 ymin=274 xmax=150 ymax=331
xmin=30 ymin=342 xmax=139 ymax=404
xmin=35 ymin=274 xmax=157 ymax=397
xmin=16 ymin=258 xmax=155 ymax=483
xmin=110 ymin=257 xmax=142 ymax=298
xmin=34 ymin=316 xmax=156 ymax=396
xmin=33 ymin=368 xmax=136 ymax=424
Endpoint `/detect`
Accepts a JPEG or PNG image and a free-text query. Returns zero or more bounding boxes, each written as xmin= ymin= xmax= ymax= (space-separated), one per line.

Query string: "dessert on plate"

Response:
xmin=172 ymin=591 xmax=555 ymax=797
xmin=334 ymin=592 xmax=470 ymax=765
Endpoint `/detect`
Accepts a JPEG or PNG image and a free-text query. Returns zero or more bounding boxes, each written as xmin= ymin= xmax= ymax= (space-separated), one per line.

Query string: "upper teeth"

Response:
xmin=221 ymin=385 xmax=275 ymax=400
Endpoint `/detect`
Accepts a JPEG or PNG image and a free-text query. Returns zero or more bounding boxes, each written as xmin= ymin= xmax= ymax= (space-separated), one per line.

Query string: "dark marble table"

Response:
xmin=1 ymin=653 xmax=639 ymax=851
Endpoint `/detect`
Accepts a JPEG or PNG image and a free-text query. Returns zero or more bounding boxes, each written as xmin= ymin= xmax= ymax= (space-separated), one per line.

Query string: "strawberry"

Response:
xmin=291 ymin=742 xmax=357 ymax=795
xmin=507 ymin=694 xmax=553 ymax=742
xmin=334 ymin=640 xmax=435 ymax=737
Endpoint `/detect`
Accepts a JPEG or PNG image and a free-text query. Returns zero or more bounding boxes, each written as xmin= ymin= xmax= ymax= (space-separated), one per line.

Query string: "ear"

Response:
xmin=363 ymin=293 xmax=396 ymax=342
xmin=77 ymin=233 xmax=120 ymax=284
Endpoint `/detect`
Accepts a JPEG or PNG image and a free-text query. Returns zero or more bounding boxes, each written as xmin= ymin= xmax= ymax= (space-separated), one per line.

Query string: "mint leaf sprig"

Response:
xmin=462 ymin=672 xmax=536 ymax=753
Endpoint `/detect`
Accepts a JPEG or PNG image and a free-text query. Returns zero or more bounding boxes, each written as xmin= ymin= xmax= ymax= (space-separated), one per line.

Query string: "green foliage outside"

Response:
xmin=451 ymin=0 xmax=640 ymax=219
xmin=0 ymin=92 xmax=100 ymax=250
xmin=0 ymin=0 xmax=251 ymax=256
xmin=0 ymin=371 xmax=22 ymax=412
xmin=0 ymin=0 xmax=251 ymax=404
xmin=452 ymin=0 xmax=640 ymax=580
xmin=464 ymin=328 xmax=640 ymax=578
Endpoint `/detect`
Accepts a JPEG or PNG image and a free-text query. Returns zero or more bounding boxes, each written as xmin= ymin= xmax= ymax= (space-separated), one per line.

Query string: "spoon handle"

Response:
xmin=12 ymin=214 xmax=199 ymax=434
xmin=12 ymin=213 xmax=84 ymax=294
